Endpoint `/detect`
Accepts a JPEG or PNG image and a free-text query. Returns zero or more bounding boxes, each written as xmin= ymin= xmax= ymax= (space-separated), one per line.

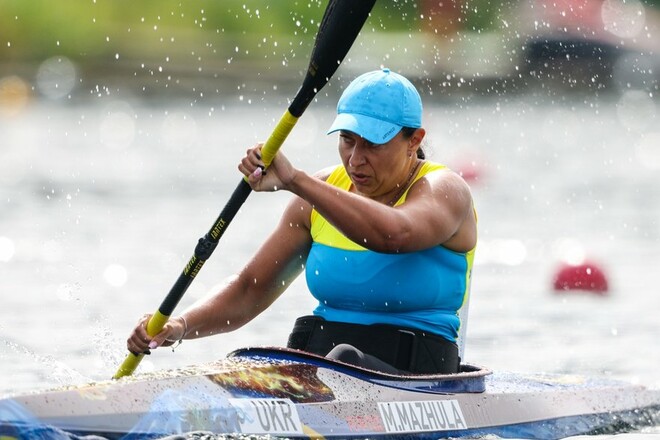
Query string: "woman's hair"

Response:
xmin=401 ymin=127 xmax=426 ymax=160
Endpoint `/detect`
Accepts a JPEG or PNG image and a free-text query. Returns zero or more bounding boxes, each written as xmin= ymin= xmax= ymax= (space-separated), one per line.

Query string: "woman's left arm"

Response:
xmin=288 ymin=168 xmax=475 ymax=253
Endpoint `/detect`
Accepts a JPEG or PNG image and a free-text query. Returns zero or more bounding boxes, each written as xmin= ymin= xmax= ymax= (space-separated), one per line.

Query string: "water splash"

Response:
xmin=0 ymin=340 xmax=90 ymax=394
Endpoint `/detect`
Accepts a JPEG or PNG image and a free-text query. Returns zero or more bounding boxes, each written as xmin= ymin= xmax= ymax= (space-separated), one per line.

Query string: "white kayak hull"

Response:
xmin=1 ymin=347 xmax=658 ymax=439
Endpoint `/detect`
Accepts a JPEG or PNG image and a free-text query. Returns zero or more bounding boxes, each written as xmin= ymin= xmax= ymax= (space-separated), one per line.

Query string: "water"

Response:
xmin=1 ymin=91 xmax=659 ymax=438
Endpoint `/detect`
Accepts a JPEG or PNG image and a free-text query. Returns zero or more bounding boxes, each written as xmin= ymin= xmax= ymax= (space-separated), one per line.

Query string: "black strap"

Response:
xmin=287 ymin=316 xmax=460 ymax=374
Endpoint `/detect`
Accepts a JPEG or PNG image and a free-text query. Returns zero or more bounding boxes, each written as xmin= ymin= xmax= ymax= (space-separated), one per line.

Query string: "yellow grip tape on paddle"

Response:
xmin=113 ymin=310 xmax=170 ymax=379
xmin=260 ymin=110 xmax=299 ymax=167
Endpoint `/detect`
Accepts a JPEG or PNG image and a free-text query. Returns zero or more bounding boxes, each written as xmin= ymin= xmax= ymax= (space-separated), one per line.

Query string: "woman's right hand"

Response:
xmin=239 ymin=143 xmax=298 ymax=192
xmin=126 ymin=314 xmax=186 ymax=355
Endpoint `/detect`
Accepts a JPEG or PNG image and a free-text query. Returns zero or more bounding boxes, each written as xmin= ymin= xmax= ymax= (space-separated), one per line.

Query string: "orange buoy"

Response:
xmin=552 ymin=261 xmax=609 ymax=294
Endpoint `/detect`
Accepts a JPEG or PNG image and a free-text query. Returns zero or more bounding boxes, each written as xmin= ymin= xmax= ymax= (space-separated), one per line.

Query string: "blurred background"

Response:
xmin=1 ymin=0 xmax=659 ymax=105
xmin=1 ymin=0 xmax=660 ymax=408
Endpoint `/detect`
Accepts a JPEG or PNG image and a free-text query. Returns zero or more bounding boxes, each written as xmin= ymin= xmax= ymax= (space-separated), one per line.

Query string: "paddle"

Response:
xmin=113 ymin=0 xmax=376 ymax=379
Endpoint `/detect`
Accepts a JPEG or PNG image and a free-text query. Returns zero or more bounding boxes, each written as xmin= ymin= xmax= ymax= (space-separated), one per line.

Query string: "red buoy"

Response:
xmin=454 ymin=158 xmax=484 ymax=184
xmin=552 ymin=261 xmax=609 ymax=294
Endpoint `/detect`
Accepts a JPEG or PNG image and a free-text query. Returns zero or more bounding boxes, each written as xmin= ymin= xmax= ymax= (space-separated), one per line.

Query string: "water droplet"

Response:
xmin=103 ymin=264 xmax=128 ymax=287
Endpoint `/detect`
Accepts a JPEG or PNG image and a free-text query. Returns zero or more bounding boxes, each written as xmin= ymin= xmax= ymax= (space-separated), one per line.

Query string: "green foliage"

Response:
xmin=462 ymin=0 xmax=504 ymax=31
xmin=0 ymin=1 xmax=426 ymax=63
xmin=2 ymin=0 xmax=659 ymax=63
xmin=0 ymin=0 xmax=324 ymax=61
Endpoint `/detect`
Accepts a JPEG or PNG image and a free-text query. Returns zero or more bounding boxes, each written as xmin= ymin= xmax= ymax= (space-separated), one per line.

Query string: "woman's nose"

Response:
xmin=349 ymin=141 xmax=368 ymax=166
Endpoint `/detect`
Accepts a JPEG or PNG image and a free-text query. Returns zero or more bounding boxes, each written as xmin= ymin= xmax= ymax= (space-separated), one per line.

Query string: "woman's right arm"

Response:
xmin=127 ymin=194 xmax=313 ymax=354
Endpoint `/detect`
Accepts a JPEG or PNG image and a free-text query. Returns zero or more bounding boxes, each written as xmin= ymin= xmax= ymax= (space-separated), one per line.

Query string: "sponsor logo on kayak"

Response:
xmin=228 ymin=398 xmax=303 ymax=435
xmin=378 ymin=399 xmax=467 ymax=433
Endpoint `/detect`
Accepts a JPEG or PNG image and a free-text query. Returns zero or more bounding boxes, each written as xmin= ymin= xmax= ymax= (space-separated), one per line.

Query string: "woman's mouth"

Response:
xmin=350 ymin=172 xmax=370 ymax=186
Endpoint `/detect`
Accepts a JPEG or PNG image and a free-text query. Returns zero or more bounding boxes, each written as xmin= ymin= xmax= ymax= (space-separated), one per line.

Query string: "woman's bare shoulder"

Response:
xmin=424 ymin=167 xmax=472 ymax=194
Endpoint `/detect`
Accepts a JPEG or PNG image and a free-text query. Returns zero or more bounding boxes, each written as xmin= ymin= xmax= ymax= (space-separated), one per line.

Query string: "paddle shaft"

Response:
xmin=114 ymin=0 xmax=376 ymax=379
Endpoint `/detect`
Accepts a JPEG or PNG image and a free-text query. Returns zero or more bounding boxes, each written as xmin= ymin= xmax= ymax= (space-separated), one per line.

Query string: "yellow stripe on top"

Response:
xmin=310 ymin=161 xmax=447 ymax=250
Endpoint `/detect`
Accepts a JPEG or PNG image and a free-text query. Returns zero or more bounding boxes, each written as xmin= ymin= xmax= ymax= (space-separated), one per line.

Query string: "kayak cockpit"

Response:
xmin=228 ymin=346 xmax=490 ymax=394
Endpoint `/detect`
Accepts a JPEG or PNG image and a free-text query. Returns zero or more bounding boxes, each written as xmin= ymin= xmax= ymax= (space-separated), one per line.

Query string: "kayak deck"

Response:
xmin=1 ymin=347 xmax=659 ymax=439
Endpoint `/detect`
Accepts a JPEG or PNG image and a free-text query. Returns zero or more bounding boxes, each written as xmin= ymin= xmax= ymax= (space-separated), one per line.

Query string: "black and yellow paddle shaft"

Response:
xmin=113 ymin=0 xmax=376 ymax=379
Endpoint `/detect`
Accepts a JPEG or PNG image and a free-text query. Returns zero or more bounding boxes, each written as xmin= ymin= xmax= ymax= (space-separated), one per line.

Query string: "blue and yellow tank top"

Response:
xmin=305 ymin=161 xmax=475 ymax=343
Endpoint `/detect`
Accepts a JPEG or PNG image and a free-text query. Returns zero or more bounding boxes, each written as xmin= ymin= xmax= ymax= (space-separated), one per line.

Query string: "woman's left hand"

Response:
xmin=127 ymin=314 xmax=185 ymax=355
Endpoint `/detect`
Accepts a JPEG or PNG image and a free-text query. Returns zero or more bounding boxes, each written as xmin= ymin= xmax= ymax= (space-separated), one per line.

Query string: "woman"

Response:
xmin=127 ymin=69 xmax=477 ymax=375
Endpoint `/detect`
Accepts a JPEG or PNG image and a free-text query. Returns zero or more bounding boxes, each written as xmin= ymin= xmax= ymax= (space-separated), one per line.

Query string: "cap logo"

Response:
xmin=381 ymin=126 xmax=397 ymax=141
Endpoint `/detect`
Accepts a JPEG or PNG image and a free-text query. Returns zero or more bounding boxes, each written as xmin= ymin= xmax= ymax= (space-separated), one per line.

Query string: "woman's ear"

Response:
xmin=409 ymin=128 xmax=426 ymax=152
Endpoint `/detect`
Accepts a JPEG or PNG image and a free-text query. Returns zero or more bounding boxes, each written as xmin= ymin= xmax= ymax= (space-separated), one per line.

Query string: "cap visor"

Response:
xmin=327 ymin=113 xmax=401 ymax=144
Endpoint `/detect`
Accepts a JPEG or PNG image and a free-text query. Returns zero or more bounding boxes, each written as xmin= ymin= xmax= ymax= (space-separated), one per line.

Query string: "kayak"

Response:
xmin=1 ymin=347 xmax=658 ymax=439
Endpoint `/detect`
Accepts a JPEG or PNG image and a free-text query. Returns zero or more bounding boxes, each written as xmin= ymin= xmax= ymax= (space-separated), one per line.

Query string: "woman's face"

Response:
xmin=337 ymin=130 xmax=413 ymax=201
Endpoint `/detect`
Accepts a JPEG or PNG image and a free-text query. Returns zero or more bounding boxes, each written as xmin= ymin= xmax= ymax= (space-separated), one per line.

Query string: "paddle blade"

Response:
xmin=289 ymin=0 xmax=376 ymax=117
xmin=261 ymin=0 xmax=376 ymax=165
xmin=261 ymin=0 xmax=376 ymax=166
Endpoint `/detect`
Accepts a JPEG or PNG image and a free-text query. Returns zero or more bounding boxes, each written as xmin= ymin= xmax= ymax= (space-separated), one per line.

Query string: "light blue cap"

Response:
xmin=327 ymin=68 xmax=422 ymax=144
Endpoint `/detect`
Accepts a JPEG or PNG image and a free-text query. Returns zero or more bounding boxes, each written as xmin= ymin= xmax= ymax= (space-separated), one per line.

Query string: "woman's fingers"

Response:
xmin=127 ymin=328 xmax=151 ymax=355
xmin=238 ymin=144 xmax=265 ymax=176
xmin=127 ymin=314 xmax=164 ymax=354
xmin=127 ymin=315 xmax=185 ymax=355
